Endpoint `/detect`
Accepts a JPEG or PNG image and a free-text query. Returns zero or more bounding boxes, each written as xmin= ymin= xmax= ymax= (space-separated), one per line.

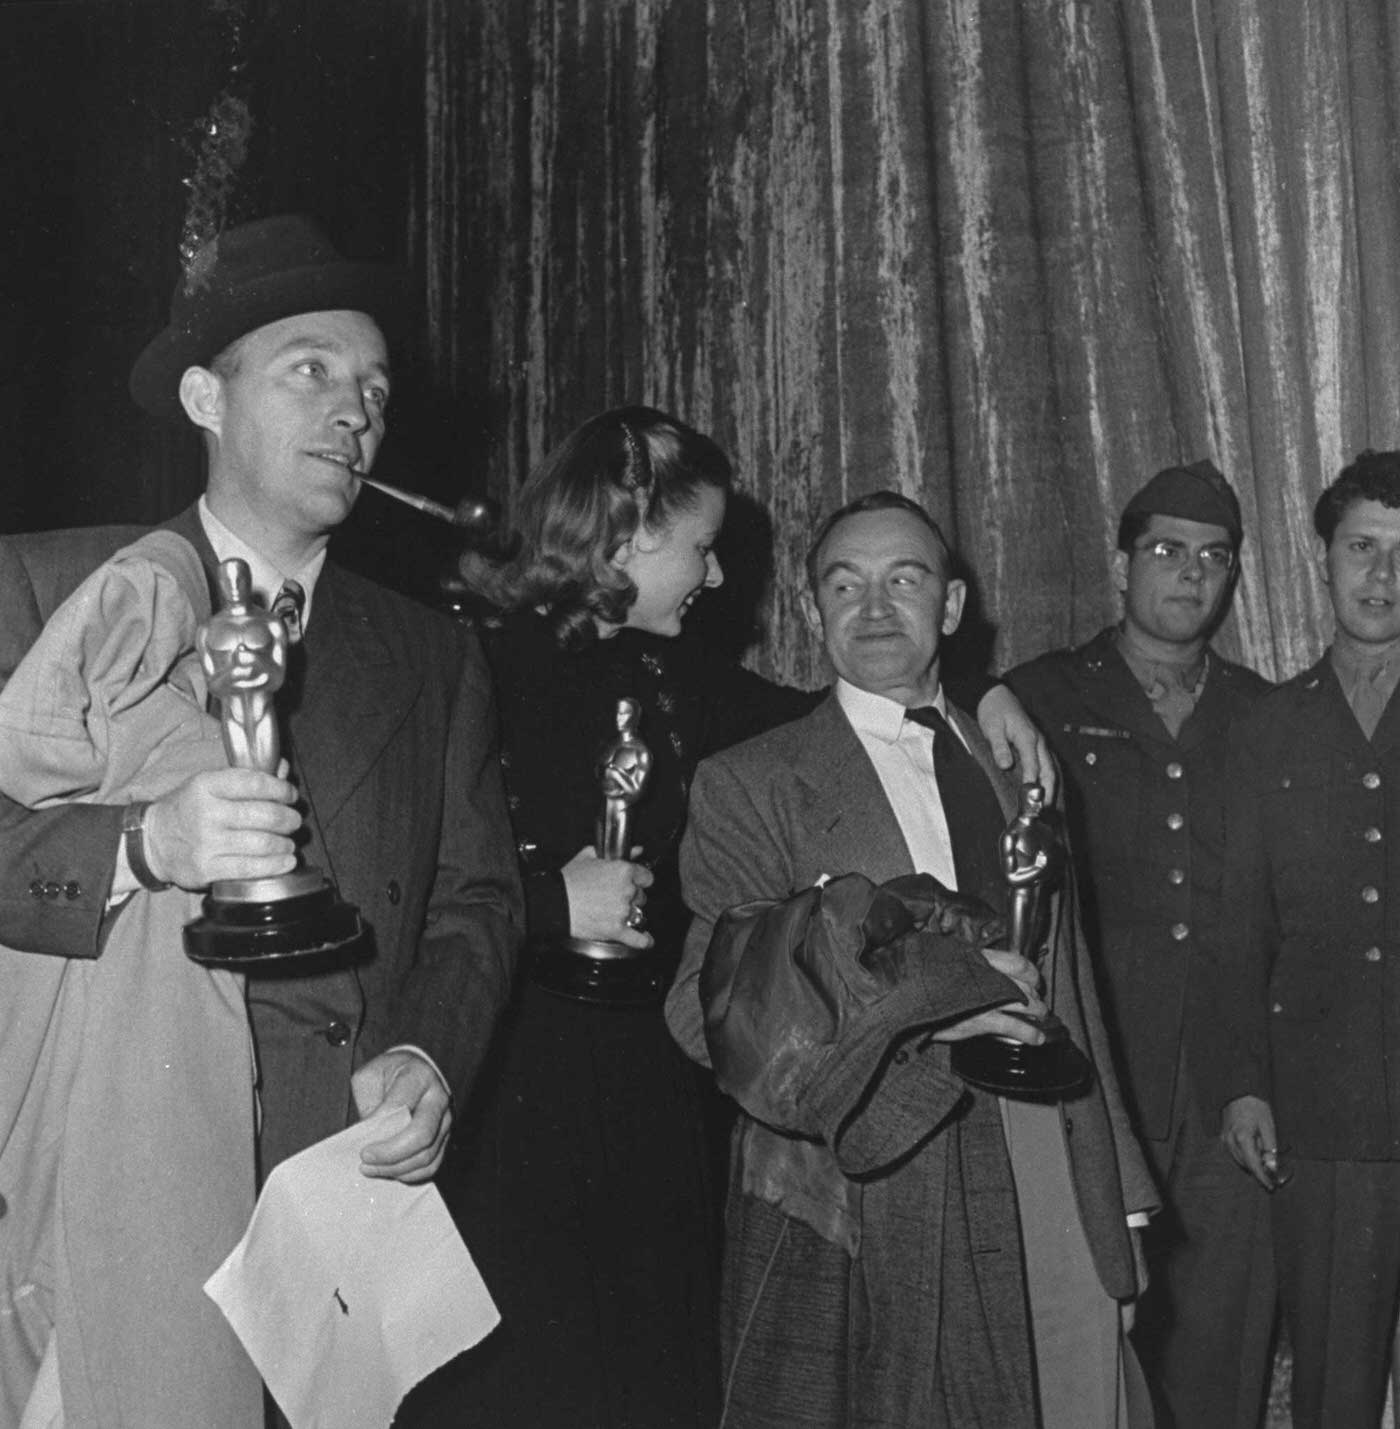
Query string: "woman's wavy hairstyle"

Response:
xmin=463 ymin=406 xmax=732 ymax=648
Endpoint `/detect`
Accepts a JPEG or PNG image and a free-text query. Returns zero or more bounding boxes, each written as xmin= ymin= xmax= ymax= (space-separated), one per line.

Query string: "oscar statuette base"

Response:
xmin=532 ymin=936 xmax=669 ymax=1006
xmin=950 ymin=1014 xmax=1094 ymax=1100
xmin=184 ymin=868 xmax=366 ymax=968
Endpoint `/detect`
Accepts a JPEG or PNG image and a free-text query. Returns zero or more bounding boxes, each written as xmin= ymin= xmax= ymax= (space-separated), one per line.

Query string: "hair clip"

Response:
xmin=618 ymin=420 xmax=652 ymax=493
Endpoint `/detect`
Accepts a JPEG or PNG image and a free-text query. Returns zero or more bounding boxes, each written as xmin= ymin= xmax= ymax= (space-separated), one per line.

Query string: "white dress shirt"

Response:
xmin=834 ymin=677 xmax=960 ymax=889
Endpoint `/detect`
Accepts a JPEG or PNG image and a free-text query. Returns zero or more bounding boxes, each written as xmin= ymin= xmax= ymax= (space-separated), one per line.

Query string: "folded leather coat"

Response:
xmin=701 ymin=870 xmax=1026 ymax=1253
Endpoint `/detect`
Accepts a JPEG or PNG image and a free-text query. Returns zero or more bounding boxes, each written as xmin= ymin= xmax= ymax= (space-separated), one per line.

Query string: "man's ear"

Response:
xmin=941 ymin=578 xmax=967 ymax=637
xmin=1315 ymin=537 xmax=1332 ymax=587
xmin=1110 ymin=548 xmax=1130 ymax=596
xmin=178 ymin=366 xmax=223 ymax=437
xmin=800 ymin=588 xmax=824 ymax=640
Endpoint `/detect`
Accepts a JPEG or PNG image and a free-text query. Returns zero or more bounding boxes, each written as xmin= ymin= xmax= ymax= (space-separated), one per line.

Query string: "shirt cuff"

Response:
xmin=1126 ymin=1211 xmax=1152 ymax=1228
xmin=107 ymin=841 xmax=140 ymax=907
xmin=381 ymin=1044 xmax=450 ymax=1100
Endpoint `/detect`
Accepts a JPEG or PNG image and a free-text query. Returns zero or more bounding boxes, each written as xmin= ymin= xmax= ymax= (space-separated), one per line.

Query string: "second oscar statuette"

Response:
xmin=533 ymin=697 xmax=665 ymax=1005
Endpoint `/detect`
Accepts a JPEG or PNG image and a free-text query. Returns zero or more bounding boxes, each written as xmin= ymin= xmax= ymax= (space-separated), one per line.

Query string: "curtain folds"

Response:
xmin=419 ymin=0 xmax=1400 ymax=684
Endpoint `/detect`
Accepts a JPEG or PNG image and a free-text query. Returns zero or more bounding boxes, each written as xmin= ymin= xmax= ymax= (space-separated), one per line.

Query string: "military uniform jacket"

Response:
xmin=1204 ymin=654 xmax=1400 ymax=1160
xmin=1007 ymin=628 xmax=1270 ymax=1139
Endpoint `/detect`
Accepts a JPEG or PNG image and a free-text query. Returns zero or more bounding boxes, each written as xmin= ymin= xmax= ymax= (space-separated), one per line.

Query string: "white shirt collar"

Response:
xmin=197 ymin=496 xmax=327 ymax=631
xmin=835 ymin=677 xmax=948 ymax=745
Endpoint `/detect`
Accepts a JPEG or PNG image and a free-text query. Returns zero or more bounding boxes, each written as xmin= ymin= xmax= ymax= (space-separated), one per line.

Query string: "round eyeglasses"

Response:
xmin=1133 ymin=538 xmax=1235 ymax=573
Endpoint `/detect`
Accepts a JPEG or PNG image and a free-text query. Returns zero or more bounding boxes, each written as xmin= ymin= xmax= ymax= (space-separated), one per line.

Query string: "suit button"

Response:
xmin=385 ymin=879 xmax=402 ymax=906
xmin=1366 ymin=827 xmax=1383 ymax=843
xmin=43 ymin=882 xmax=61 ymax=900
xmin=1166 ymin=813 xmax=1184 ymax=831
xmin=1362 ymin=886 xmax=1380 ymax=904
xmin=1170 ymin=922 xmax=1190 ymax=941
xmin=1166 ymin=762 xmax=1184 ymax=780
xmin=29 ymin=879 xmax=44 ymax=899
xmin=324 ymin=1021 xmax=351 ymax=1047
xmin=1364 ymin=772 xmax=1382 ymax=790
xmin=63 ymin=881 xmax=81 ymax=900
xmin=1168 ymin=868 xmax=1185 ymax=886
xmin=1366 ymin=946 xmax=1383 ymax=962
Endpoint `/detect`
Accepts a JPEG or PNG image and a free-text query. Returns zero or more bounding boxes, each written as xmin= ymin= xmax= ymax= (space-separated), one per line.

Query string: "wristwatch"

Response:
xmin=122 ymin=800 xmax=173 ymax=892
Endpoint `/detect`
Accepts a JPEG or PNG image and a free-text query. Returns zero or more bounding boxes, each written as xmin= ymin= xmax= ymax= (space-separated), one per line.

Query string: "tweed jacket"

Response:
xmin=1007 ymin=628 xmax=1270 ymax=1137
xmin=0 ymin=508 xmax=522 ymax=1169
xmin=1205 ymin=655 xmax=1400 ymax=1159
xmin=667 ymin=692 xmax=1155 ymax=1424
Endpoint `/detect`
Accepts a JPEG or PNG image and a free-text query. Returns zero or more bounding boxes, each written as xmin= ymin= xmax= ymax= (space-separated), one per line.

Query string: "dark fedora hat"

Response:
xmin=129 ymin=214 xmax=411 ymax=423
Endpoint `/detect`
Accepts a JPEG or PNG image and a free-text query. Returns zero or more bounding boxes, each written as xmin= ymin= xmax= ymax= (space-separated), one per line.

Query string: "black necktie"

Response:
xmin=905 ymin=705 xmax=1006 ymax=912
xmin=272 ymin=579 xmax=305 ymax=644
xmin=271 ymin=579 xmax=307 ymax=718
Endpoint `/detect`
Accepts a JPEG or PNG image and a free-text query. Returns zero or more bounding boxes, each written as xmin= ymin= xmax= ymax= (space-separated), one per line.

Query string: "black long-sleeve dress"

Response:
xmin=403 ymin=609 xmax=813 ymax=1429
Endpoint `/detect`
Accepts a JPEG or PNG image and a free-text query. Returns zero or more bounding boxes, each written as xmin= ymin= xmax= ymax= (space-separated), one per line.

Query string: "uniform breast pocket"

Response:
xmin=1063 ymin=732 xmax=1142 ymax=853
xmin=1260 ymin=765 xmax=1333 ymax=880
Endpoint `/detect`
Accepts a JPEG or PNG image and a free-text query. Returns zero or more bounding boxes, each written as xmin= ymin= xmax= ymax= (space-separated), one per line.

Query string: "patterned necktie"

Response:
xmin=904 ymin=705 xmax=1006 ymax=912
xmin=272 ymin=579 xmax=305 ymax=645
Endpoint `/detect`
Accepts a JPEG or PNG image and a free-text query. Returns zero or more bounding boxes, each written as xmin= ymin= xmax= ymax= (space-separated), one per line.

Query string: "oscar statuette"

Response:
xmin=183 ymin=558 xmax=366 ymax=967
xmin=533 ymin=697 xmax=665 ymax=1005
xmin=950 ymin=782 xmax=1094 ymax=1099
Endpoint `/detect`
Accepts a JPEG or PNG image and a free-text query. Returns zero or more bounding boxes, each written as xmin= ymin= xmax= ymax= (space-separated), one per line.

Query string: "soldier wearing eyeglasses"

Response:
xmin=1204 ymin=450 xmax=1400 ymax=1427
xmin=1006 ymin=461 xmax=1275 ymax=1429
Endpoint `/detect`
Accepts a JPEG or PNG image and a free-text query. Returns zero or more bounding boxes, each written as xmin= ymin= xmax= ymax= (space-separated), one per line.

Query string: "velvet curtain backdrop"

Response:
xmin=417 ymin=0 xmax=1400 ymax=688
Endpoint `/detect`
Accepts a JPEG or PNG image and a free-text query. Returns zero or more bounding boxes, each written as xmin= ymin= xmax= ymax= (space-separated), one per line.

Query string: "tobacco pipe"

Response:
xmin=356 ymin=474 xmax=499 ymax=534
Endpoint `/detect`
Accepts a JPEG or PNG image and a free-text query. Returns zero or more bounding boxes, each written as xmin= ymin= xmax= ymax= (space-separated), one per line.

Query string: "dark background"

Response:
xmin=6 ymin=1 xmax=1400 ymax=684
xmin=1 ymin=0 xmax=461 ymax=595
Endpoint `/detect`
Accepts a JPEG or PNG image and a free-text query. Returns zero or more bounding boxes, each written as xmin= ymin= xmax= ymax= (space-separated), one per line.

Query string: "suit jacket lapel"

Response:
xmin=793 ymin=695 xmax=916 ymax=883
xmin=290 ymin=565 xmax=422 ymax=828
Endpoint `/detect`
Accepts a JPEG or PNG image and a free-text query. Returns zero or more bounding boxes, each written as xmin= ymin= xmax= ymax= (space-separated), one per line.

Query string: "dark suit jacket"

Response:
xmin=668 ymin=691 xmax=1155 ymax=1425
xmin=0 ymin=510 xmax=522 ymax=1169
xmin=1205 ymin=655 xmax=1400 ymax=1159
xmin=1007 ymin=629 xmax=1270 ymax=1138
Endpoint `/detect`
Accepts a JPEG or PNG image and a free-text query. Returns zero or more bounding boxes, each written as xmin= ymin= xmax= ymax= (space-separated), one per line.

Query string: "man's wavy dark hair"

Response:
xmin=1314 ymin=449 xmax=1400 ymax=545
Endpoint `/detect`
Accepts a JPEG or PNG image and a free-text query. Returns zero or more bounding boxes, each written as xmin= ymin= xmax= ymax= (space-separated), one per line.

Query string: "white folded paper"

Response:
xmin=205 ymin=1107 xmax=499 ymax=1428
